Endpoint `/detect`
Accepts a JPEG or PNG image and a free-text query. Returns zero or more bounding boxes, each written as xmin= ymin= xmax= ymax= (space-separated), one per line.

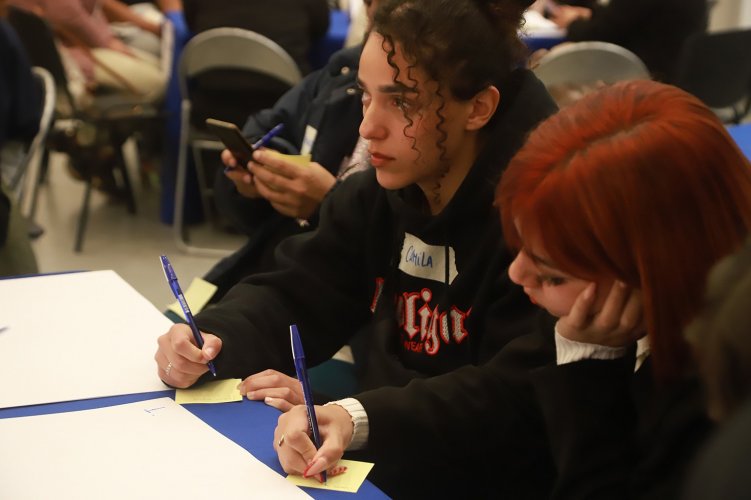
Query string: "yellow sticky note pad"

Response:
xmin=286 ymin=460 xmax=374 ymax=493
xmin=175 ymin=378 xmax=243 ymax=404
xmin=266 ymin=150 xmax=311 ymax=167
xmin=167 ymin=277 xmax=217 ymax=320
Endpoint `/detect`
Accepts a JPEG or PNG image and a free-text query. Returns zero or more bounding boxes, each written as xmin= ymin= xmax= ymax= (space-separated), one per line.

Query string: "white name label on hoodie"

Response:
xmin=399 ymin=232 xmax=458 ymax=285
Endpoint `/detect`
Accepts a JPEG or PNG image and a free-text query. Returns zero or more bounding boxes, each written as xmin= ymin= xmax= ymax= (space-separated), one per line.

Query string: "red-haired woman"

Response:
xmin=275 ymin=80 xmax=751 ymax=498
xmin=496 ymin=79 xmax=751 ymax=497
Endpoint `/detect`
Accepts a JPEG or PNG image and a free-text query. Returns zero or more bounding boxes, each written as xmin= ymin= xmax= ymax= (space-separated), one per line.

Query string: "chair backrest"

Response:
xmin=179 ymin=28 xmax=302 ymax=93
xmin=178 ymin=28 xmax=303 ymax=126
xmin=533 ymin=41 xmax=650 ymax=88
xmin=8 ymin=66 xmax=56 ymax=194
xmin=673 ymin=28 xmax=751 ymax=110
xmin=7 ymin=7 xmax=77 ymax=115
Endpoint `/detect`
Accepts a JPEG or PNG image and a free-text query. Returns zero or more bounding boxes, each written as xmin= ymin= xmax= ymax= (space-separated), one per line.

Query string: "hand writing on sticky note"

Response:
xmin=275 ymin=404 xmax=363 ymax=484
xmin=287 ymin=460 xmax=374 ymax=493
xmin=249 ymin=148 xmax=337 ymax=219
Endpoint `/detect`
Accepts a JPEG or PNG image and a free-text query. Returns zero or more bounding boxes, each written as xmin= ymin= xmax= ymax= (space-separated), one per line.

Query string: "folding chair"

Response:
xmin=673 ymin=28 xmax=751 ymax=124
xmin=532 ymin=41 xmax=650 ymax=107
xmin=7 ymin=6 xmax=167 ymax=252
xmin=173 ymin=28 xmax=302 ymax=256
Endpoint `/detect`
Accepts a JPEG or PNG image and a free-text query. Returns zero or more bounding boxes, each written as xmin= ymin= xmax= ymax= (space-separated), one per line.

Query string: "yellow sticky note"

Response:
xmin=167 ymin=277 xmax=217 ymax=320
xmin=175 ymin=378 xmax=243 ymax=404
xmin=286 ymin=460 xmax=374 ymax=493
xmin=267 ymin=150 xmax=311 ymax=167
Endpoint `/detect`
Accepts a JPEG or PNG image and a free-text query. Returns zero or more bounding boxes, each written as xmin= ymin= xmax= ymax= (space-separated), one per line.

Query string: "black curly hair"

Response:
xmin=369 ymin=0 xmax=531 ymax=203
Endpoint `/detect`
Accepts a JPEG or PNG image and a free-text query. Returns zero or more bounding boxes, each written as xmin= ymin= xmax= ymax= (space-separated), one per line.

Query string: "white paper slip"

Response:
xmin=0 ymin=270 xmax=172 ymax=408
xmin=0 ymin=398 xmax=311 ymax=499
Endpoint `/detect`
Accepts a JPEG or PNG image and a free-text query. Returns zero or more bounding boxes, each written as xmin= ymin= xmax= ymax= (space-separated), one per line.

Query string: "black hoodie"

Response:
xmin=194 ymin=68 xmax=556 ymax=396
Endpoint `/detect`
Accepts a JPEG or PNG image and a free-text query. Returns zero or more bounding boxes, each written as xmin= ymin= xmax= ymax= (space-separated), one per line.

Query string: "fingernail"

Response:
xmin=204 ymin=347 xmax=216 ymax=358
xmin=329 ymin=466 xmax=347 ymax=477
xmin=264 ymin=396 xmax=274 ymax=405
xmin=315 ymin=473 xmax=324 ymax=484
xmin=247 ymin=391 xmax=256 ymax=399
xmin=303 ymin=458 xmax=323 ymax=478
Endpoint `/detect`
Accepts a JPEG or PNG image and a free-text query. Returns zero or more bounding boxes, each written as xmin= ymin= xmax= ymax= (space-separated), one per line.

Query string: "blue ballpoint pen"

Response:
xmin=290 ymin=324 xmax=326 ymax=484
xmin=223 ymin=123 xmax=285 ymax=174
xmin=251 ymin=123 xmax=285 ymax=150
xmin=160 ymin=255 xmax=217 ymax=377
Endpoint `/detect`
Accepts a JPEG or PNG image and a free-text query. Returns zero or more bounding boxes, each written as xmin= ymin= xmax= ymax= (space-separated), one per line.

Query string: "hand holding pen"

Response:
xmin=155 ymin=255 xmax=221 ymax=387
xmin=289 ymin=324 xmax=326 ymax=483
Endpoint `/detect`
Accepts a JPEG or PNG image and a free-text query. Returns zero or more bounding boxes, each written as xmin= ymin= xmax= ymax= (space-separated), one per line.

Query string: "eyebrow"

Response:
xmin=356 ymin=78 xmax=417 ymax=94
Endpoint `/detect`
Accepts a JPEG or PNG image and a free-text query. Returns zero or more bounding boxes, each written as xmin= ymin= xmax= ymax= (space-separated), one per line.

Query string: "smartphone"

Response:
xmin=205 ymin=118 xmax=255 ymax=168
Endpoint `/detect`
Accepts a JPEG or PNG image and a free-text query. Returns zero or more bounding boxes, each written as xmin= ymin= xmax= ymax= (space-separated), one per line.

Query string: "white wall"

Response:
xmin=710 ymin=0 xmax=751 ymax=30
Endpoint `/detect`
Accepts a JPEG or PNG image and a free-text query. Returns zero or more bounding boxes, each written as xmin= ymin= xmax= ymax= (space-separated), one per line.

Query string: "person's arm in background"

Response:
xmin=304 ymin=0 xmax=330 ymax=41
xmin=40 ymin=0 xmax=114 ymax=48
xmin=214 ymin=64 xmax=336 ymax=234
xmin=100 ymin=0 xmax=161 ymax=36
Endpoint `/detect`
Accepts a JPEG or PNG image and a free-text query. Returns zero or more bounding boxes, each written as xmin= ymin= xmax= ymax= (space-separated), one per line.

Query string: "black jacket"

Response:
xmin=566 ymin=0 xmax=708 ymax=82
xmin=195 ymin=68 xmax=555 ymax=389
xmin=358 ymin=312 xmax=713 ymax=498
xmin=196 ymin=66 xmax=555 ymax=371
xmin=205 ymin=46 xmax=363 ymax=300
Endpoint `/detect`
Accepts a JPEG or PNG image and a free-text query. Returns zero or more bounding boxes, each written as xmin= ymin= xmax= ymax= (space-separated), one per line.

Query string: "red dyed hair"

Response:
xmin=497 ymin=80 xmax=751 ymax=381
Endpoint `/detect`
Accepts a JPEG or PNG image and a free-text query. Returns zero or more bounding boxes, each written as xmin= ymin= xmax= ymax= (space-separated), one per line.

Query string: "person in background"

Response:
xmin=8 ymin=0 xmax=167 ymax=103
xmin=156 ymin=0 xmax=556 ymax=494
xmin=101 ymin=0 xmax=180 ymax=57
xmin=275 ymin=80 xmax=751 ymax=498
xmin=0 ymin=0 xmax=40 ymax=275
xmin=549 ymin=0 xmax=708 ymax=82
xmin=683 ymin=238 xmax=751 ymax=500
xmin=205 ymin=0 xmax=376 ymax=302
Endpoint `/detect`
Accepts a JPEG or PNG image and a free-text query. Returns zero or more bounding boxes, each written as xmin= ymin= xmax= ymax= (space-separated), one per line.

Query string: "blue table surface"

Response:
xmin=0 ymin=391 xmax=387 ymax=499
xmin=728 ymin=122 xmax=751 ymax=160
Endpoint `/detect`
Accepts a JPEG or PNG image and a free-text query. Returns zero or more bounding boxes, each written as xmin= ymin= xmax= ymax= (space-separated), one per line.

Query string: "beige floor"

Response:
xmin=30 ymin=152 xmax=245 ymax=310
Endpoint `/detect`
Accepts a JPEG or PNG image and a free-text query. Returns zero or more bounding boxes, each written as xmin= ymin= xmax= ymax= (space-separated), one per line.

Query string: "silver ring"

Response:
xmin=277 ymin=434 xmax=285 ymax=447
xmin=164 ymin=361 xmax=173 ymax=376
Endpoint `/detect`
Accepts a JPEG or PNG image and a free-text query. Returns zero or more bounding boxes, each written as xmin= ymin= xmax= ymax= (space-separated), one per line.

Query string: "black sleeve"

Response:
xmin=195 ymin=172 xmax=378 ymax=381
xmin=355 ymin=316 xmax=558 ymax=497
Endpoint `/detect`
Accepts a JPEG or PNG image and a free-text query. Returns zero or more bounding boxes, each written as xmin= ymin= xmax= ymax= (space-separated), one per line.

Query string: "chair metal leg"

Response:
xmin=116 ymin=149 xmax=137 ymax=215
xmin=74 ymin=179 xmax=93 ymax=253
xmin=173 ymin=101 xmax=234 ymax=257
